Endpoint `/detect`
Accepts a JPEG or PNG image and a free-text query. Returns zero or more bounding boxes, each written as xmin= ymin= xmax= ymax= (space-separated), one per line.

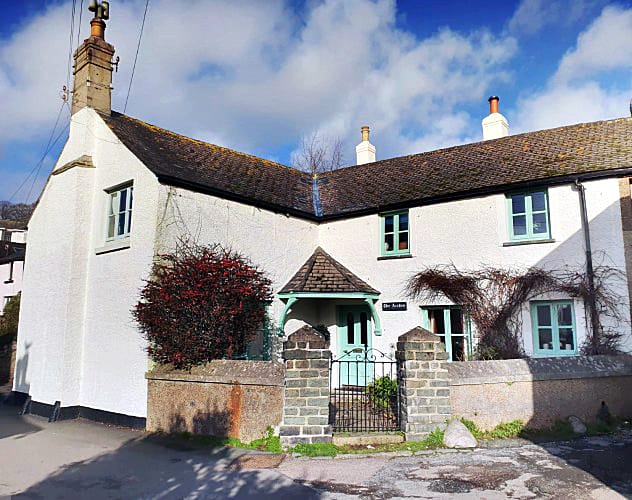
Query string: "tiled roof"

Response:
xmin=102 ymin=112 xmax=632 ymax=220
xmin=279 ymin=247 xmax=379 ymax=294
xmin=0 ymin=220 xmax=28 ymax=230
xmin=102 ymin=112 xmax=314 ymax=216
xmin=318 ymin=117 xmax=632 ymax=216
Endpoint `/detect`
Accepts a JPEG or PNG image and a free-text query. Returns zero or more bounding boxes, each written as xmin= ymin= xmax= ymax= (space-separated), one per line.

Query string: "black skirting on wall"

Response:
xmin=5 ymin=391 xmax=146 ymax=430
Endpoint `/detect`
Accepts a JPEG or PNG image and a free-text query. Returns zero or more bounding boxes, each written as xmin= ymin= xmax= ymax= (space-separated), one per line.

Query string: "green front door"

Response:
xmin=338 ymin=306 xmax=373 ymax=386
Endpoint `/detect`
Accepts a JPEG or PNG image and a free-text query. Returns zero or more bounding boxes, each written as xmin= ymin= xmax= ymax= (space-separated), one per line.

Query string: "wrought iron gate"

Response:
xmin=329 ymin=348 xmax=400 ymax=432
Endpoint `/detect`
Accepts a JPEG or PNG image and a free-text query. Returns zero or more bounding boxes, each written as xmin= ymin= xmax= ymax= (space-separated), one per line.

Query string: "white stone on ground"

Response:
xmin=568 ymin=415 xmax=587 ymax=434
xmin=443 ymin=420 xmax=478 ymax=448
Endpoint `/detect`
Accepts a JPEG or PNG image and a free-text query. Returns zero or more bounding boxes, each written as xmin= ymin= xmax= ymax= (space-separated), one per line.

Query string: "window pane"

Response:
xmin=429 ymin=309 xmax=445 ymax=334
xmin=450 ymin=308 xmax=463 ymax=334
xmin=384 ymin=233 xmax=394 ymax=252
xmin=119 ymin=189 xmax=127 ymax=213
xmin=557 ymin=304 xmax=572 ymax=326
xmin=399 ymin=213 xmax=409 ymax=231
xmin=347 ymin=313 xmax=354 ymax=345
xmin=513 ymin=215 xmax=527 ymax=236
xmin=559 ymin=328 xmax=575 ymax=350
xmin=107 ymin=215 xmax=115 ymax=239
xmin=451 ymin=336 xmax=465 ymax=361
xmin=360 ymin=312 xmax=368 ymax=346
xmin=109 ymin=193 xmax=117 ymax=216
xmin=511 ymin=194 xmax=525 ymax=214
xmin=536 ymin=305 xmax=551 ymax=326
xmin=531 ymin=191 xmax=546 ymax=212
xmin=532 ymin=213 xmax=548 ymax=234
xmin=117 ymin=213 xmax=126 ymax=236
xmin=436 ymin=335 xmax=446 ymax=349
xmin=129 ymin=187 xmax=134 ymax=209
xmin=384 ymin=215 xmax=394 ymax=233
xmin=398 ymin=231 xmax=408 ymax=251
xmin=127 ymin=205 xmax=133 ymax=233
xmin=538 ymin=328 xmax=553 ymax=349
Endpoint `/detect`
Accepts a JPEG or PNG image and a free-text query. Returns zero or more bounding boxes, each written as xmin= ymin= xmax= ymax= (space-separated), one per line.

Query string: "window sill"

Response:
xmin=533 ymin=352 xmax=577 ymax=358
xmin=502 ymin=238 xmax=555 ymax=247
xmin=95 ymin=238 xmax=131 ymax=255
xmin=377 ymin=253 xmax=413 ymax=261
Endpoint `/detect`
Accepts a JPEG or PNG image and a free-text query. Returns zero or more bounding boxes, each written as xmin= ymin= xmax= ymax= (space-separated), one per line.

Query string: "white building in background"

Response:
xmin=11 ymin=11 xmax=632 ymax=425
xmin=0 ymin=220 xmax=27 ymax=312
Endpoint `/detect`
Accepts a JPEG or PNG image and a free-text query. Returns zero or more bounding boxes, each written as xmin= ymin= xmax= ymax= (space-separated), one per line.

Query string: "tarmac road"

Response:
xmin=1 ymin=403 xmax=630 ymax=499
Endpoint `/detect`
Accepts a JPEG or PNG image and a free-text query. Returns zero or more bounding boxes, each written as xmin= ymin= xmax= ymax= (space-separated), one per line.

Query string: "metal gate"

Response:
xmin=329 ymin=348 xmax=400 ymax=432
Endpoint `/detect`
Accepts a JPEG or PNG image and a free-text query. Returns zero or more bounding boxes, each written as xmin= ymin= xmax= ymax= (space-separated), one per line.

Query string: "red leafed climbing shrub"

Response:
xmin=134 ymin=243 xmax=272 ymax=369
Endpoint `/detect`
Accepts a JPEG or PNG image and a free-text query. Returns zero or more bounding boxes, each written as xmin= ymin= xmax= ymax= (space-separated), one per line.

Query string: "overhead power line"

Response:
xmin=124 ymin=0 xmax=150 ymax=114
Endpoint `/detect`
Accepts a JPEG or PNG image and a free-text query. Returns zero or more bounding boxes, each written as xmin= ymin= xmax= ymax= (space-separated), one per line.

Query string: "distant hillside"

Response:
xmin=0 ymin=202 xmax=34 ymax=222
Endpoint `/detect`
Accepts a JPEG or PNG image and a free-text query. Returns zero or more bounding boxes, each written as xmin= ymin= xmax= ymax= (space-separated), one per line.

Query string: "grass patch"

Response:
xmin=174 ymin=426 xmax=281 ymax=453
xmin=289 ymin=428 xmax=446 ymax=457
xmin=461 ymin=418 xmax=525 ymax=440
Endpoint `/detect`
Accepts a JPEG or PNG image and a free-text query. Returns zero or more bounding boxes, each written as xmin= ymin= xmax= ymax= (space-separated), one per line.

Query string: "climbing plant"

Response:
xmin=406 ymin=263 xmax=624 ymax=359
xmin=134 ymin=243 xmax=272 ymax=369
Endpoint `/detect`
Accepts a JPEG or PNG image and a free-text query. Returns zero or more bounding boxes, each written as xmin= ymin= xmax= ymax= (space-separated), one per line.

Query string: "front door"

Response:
xmin=338 ymin=306 xmax=373 ymax=386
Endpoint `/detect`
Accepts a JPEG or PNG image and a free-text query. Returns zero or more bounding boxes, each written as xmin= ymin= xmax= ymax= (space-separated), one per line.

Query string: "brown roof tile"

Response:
xmin=102 ymin=112 xmax=632 ymax=220
xmin=280 ymin=247 xmax=379 ymax=294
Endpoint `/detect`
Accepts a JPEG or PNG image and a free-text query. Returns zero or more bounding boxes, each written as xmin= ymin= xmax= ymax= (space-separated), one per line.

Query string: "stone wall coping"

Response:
xmin=146 ymin=360 xmax=284 ymax=387
xmin=448 ymin=355 xmax=632 ymax=386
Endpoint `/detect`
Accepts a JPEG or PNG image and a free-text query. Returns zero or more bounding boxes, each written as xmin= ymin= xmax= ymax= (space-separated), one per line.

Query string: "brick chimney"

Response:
xmin=356 ymin=125 xmax=376 ymax=165
xmin=71 ymin=1 xmax=115 ymax=116
xmin=482 ymin=96 xmax=509 ymax=141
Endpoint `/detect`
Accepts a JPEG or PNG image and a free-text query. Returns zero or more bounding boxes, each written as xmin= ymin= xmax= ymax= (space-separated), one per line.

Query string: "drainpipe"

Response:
xmin=574 ymin=179 xmax=600 ymax=351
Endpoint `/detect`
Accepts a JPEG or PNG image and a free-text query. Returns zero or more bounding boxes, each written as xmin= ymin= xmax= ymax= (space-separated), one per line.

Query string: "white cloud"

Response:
xmin=0 ymin=0 xmax=517 ymax=177
xmin=508 ymin=0 xmax=596 ymax=36
xmin=513 ymin=4 xmax=632 ymax=134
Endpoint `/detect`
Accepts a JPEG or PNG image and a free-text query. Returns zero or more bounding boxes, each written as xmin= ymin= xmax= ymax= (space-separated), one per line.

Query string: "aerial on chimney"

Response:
xmin=356 ymin=125 xmax=376 ymax=165
xmin=482 ymin=95 xmax=509 ymax=141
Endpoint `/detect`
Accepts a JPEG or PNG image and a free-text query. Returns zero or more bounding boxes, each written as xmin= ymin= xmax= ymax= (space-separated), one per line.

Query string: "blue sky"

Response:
xmin=1 ymin=0 xmax=631 ymax=202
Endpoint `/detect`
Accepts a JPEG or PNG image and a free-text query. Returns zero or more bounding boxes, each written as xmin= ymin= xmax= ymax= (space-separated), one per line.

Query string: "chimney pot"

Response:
xmin=90 ymin=18 xmax=106 ymax=39
xmin=361 ymin=125 xmax=370 ymax=142
xmin=488 ymin=95 xmax=499 ymax=114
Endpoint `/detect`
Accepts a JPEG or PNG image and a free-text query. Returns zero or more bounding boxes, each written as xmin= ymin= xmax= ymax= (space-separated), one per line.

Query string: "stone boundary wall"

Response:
xmin=279 ymin=326 xmax=332 ymax=447
xmin=448 ymin=355 xmax=632 ymax=429
xmin=146 ymin=360 xmax=284 ymax=443
xmin=0 ymin=340 xmax=16 ymax=386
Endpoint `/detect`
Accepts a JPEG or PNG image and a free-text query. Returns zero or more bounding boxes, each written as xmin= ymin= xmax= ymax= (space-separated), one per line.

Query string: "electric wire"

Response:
xmin=76 ymin=0 xmax=85 ymax=48
xmin=8 ymin=102 xmax=68 ymax=203
xmin=124 ymin=0 xmax=150 ymax=113
xmin=66 ymin=0 xmax=77 ymax=92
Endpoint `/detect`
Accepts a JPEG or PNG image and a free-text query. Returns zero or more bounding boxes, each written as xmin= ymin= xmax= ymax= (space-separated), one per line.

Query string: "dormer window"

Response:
xmin=106 ymin=184 xmax=133 ymax=241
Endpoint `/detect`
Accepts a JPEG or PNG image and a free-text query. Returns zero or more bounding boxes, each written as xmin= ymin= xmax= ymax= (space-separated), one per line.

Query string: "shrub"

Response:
xmin=134 ymin=243 xmax=272 ymax=369
xmin=0 ymin=293 xmax=20 ymax=340
xmin=367 ymin=376 xmax=398 ymax=410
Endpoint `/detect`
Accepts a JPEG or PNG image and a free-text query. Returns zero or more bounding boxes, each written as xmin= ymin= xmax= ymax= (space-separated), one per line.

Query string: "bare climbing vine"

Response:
xmin=406 ymin=263 xmax=625 ymax=359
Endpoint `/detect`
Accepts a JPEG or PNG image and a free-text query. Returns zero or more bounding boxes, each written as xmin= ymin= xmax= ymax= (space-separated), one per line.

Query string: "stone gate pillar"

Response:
xmin=396 ymin=326 xmax=451 ymax=440
xmin=279 ymin=326 xmax=332 ymax=447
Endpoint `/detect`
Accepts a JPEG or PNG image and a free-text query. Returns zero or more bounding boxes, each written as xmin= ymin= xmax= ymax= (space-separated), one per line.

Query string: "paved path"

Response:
xmin=1 ymin=404 xmax=631 ymax=499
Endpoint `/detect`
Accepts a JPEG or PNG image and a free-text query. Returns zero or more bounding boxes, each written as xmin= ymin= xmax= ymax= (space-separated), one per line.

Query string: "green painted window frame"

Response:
xmin=506 ymin=189 xmax=551 ymax=241
xmin=380 ymin=210 xmax=410 ymax=256
xmin=530 ymin=300 xmax=577 ymax=357
xmin=421 ymin=306 xmax=472 ymax=362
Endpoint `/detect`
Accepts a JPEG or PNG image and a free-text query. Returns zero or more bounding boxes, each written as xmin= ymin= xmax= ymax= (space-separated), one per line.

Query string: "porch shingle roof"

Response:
xmin=279 ymin=247 xmax=379 ymax=294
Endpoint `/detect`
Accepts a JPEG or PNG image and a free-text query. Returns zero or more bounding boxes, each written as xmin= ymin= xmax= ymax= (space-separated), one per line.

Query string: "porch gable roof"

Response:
xmin=279 ymin=247 xmax=379 ymax=295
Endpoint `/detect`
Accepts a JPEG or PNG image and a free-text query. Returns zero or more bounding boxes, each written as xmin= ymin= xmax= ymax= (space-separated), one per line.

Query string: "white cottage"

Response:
xmin=11 ymin=12 xmax=632 ymax=425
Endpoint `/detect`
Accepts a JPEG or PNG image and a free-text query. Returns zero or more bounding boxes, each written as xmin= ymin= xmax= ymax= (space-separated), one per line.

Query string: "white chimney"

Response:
xmin=356 ymin=125 xmax=376 ymax=165
xmin=482 ymin=96 xmax=509 ymax=141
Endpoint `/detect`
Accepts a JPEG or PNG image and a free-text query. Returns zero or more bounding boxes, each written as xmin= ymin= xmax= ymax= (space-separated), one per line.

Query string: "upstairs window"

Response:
xmin=381 ymin=210 xmax=410 ymax=256
xmin=507 ymin=190 xmax=550 ymax=241
xmin=531 ymin=301 xmax=576 ymax=356
xmin=106 ymin=184 xmax=133 ymax=241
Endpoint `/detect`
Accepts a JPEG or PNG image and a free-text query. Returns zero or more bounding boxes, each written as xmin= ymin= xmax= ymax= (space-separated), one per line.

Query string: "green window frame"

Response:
xmin=421 ymin=306 xmax=472 ymax=361
xmin=531 ymin=300 xmax=577 ymax=357
xmin=380 ymin=210 xmax=410 ymax=256
xmin=506 ymin=190 xmax=550 ymax=241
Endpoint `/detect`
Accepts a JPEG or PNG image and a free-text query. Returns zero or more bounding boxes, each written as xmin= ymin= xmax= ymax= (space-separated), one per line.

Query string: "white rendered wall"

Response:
xmin=317 ymin=178 xmax=631 ymax=357
xmin=15 ymin=108 xmax=160 ymax=417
